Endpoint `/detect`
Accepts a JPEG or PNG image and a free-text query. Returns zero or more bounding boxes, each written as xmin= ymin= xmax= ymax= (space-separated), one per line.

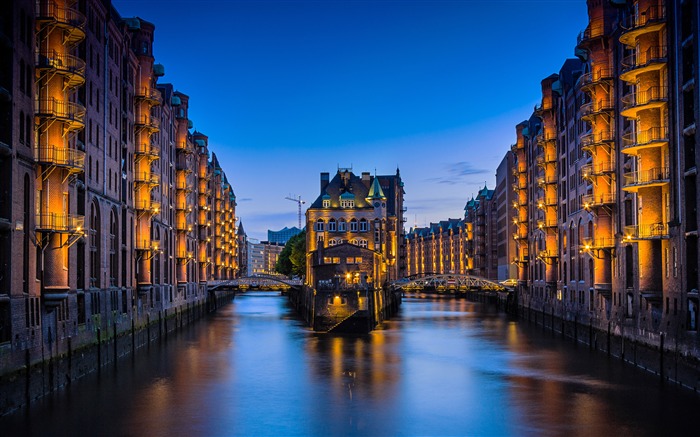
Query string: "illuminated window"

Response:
xmin=329 ymin=239 xmax=337 ymax=246
xmin=346 ymin=257 xmax=356 ymax=264
xmin=323 ymin=199 xmax=330 ymax=208
xmin=355 ymin=257 xmax=362 ymax=263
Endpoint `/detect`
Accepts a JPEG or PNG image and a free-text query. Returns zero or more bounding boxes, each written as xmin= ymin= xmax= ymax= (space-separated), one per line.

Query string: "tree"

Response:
xmin=275 ymin=230 xmax=306 ymax=276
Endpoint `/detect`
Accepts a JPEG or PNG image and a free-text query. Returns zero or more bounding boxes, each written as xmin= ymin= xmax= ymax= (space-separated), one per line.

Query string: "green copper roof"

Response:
xmin=322 ymin=193 xmax=331 ymax=199
xmin=366 ymin=177 xmax=386 ymax=201
xmin=340 ymin=191 xmax=355 ymax=199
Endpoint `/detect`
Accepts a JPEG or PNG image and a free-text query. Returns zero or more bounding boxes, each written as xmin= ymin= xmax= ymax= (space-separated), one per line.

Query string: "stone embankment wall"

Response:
xmin=0 ymin=289 xmax=235 ymax=417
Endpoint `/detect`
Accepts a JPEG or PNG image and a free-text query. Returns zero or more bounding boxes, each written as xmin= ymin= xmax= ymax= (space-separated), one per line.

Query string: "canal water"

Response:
xmin=3 ymin=291 xmax=700 ymax=436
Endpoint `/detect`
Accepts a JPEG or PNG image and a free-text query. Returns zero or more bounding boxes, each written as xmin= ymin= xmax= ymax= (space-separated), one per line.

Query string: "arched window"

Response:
xmin=315 ymin=219 xmax=324 ymax=232
xmin=350 ymin=218 xmax=358 ymax=232
xmin=329 ymin=239 xmax=337 ymax=246
xmin=109 ymin=209 xmax=118 ymax=287
xmin=359 ymin=219 xmax=368 ymax=232
xmin=89 ymin=200 xmax=101 ymax=288
xmin=338 ymin=218 xmax=346 ymax=232
xmin=19 ymin=112 xmax=25 ymax=143
xmin=358 ymin=239 xmax=368 ymax=248
xmin=328 ymin=218 xmax=336 ymax=232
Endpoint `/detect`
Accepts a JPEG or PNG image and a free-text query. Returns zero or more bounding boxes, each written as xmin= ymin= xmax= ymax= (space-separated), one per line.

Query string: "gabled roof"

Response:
xmin=366 ymin=177 xmax=386 ymax=201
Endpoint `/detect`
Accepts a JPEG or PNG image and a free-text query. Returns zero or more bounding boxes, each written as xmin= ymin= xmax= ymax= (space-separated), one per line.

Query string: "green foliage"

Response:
xmin=275 ymin=230 xmax=306 ymax=277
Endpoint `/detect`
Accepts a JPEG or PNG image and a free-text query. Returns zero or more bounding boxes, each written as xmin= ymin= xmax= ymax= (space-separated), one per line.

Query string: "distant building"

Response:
xmin=247 ymin=241 xmax=285 ymax=275
xmin=237 ymin=221 xmax=248 ymax=277
xmin=495 ymin=151 xmax=517 ymax=281
xmin=268 ymin=226 xmax=303 ymax=245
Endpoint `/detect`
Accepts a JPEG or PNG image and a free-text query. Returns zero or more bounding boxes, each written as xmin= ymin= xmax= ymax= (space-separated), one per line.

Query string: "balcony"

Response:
xmin=36 ymin=212 xmax=84 ymax=233
xmin=620 ymin=46 xmax=667 ymax=82
xmin=580 ymin=99 xmax=614 ymax=121
xmin=176 ymin=141 xmax=194 ymax=154
xmin=538 ymin=249 xmax=559 ymax=261
xmin=135 ymin=87 xmax=162 ymax=106
xmin=176 ymin=179 xmax=193 ymax=192
xmin=537 ymin=174 xmax=558 ymax=187
xmin=621 ymin=127 xmax=669 ymax=154
xmin=134 ymin=239 xmax=152 ymax=251
xmin=36 ymin=1 xmax=86 ymax=46
xmin=36 ymin=51 xmax=86 ymax=88
xmin=620 ymin=86 xmax=667 ymax=118
xmin=537 ymin=197 xmax=558 ymax=209
xmin=581 ymin=130 xmax=614 ymax=153
xmin=579 ymin=67 xmax=613 ymax=92
xmin=622 ymin=166 xmax=670 ymax=191
xmin=623 ymin=223 xmax=669 ymax=240
xmin=175 ymin=199 xmax=191 ymax=211
xmin=34 ymin=145 xmax=85 ymax=172
xmin=582 ymin=237 xmax=616 ymax=250
xmin=135 ymin=114 xmax=160 ymax=134
xmin=537 ymin=219 xmax=558 ymax=230
xmin=582 ymin=192 xmax=616 ymax=210
xmin=176 ymin=250 xmax=194 ymax=260
xmin=176 ymin=219 xmax=192 ymax=232
xmin=619 ymin=6 xmax=667 ymax=47
xmin=534 ymin=102 xmax=553 ymax=116
xmin=134 ymin=199 xmax=160 ymax=215
xmin=536 ymin=153 xmax=557 ymax=167
xmin=581 ymin=161 xmax=615 ymax=180
xmin=535 ymin=131 xmax=556 ymax=147
xmin=135 ymin=142 xmax=160 ymax=160
xmin=576 ymin=18 xmax=605 ymax=48
xmin=134 ymin=171 xmax=159 ymax=186
xmin=36 ymin=98 xmax=86 ymax=132
xmin=510 ymin=142 xmax=524 ymax=153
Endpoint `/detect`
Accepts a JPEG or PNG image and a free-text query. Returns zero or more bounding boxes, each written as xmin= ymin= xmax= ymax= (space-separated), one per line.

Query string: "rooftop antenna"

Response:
xmin=285 ymin=195 xmax=306 ymax=229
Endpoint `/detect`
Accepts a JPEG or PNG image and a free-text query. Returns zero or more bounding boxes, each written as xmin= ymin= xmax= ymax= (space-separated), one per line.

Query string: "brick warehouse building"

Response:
xmin=511 ymin=0 xmax=700 ymax=347
xmin=0 ymin=0 xmax=238 ymax=380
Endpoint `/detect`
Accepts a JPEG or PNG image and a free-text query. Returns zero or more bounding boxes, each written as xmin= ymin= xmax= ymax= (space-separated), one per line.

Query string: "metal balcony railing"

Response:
xmin=621 ymin=86 xmax=667 ymax=114
xmin=581 ymin=130 xmax=614 ymax=151
xmin=36 ymin=51 xmax=86 ymax=87
xmin=582 ymin=192 xmax=616 ymax=209
xmin=133 ymin=172 xmax=159 ymax=185
xmin=621 ymin=127 xmax=669 ymax=152
xmin=620 ymin=46 xmax=667 ymax=77
xmin=624 ymin=223 xmax=669 ymax=240
xmin=622 ymin=166 xmax=670 ymax=188
xmin=135 ymin=114 xmax=160 ymax=132
xmin=36 ymin=1 xmax=86 ymax=45
xmin=580 ymin=99 xmax=614 ymax=119
xmin=35 ymin=146 xmax=85 ymax=171
xmin=579 ymin=67 xmax=613 ymax=89
xmin=36 ymin=212 xmax=84 ymax=233
xmin=135 ymin=87 xmax=162 ymax=105
xmin=620 ymin=6 xmax=666 ymax=46
xmin=577 ymin=18 xmax=605 ymax=46
xmin=36 ymin=98 xmax=86 ymax=129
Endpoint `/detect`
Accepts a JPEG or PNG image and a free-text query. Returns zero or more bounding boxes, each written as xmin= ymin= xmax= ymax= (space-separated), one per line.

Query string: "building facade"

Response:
xmin=306 ymin=168 xmax=405 ymax=289
xmin=247 ymin=241 xmax=284 ymax=275
xmin=513 ymin=0 xmax=700 ymax=342
xmin=0 ymin=0 xmax=238 ymax=376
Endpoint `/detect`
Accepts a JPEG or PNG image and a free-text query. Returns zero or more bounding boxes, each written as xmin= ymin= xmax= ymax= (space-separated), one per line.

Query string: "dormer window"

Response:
xmin=323 ymin=199 xmax=330 ymax=208
xmin=340 ymin=199 xmax=354 ymax=208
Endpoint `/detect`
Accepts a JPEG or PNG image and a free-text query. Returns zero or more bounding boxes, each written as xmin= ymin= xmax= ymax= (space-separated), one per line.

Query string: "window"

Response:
xmin=359 ymin=219 xmax=368 ymax=232
xmin=328 ymin=219 xmax=336 ymax=232
xmin=338 ymin=219 xmax=346 ymax=232
xmin=358 ymin=240 xmax=368 ymax=248
xmin=323 ymin=199 xmax=330 ymax=208
xmin=329 ymin=239 xmax=337 ymax=246
xmin=350 ymin=219 xmax=358 ymax=232
xmin=315 ymin=219 xmax=324 ymax=232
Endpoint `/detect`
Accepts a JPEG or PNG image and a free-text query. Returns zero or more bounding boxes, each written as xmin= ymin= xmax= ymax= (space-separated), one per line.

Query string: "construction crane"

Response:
xmin=285 ymin=195 xmax=306 ymax=229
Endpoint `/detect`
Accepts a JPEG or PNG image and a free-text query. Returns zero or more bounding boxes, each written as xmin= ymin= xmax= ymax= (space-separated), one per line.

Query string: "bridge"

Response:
xmin=208 ymin=275 xmax=303 ymax=292
xmin=391 ymin=274 xmax=507 ymax=294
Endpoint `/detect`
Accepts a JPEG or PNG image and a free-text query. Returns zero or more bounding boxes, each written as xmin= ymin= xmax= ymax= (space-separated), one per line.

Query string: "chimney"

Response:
xmin=320 ymin=172 xmax=329 ymax=192
xmin=361 ymin=172 xmax=370 ymax=188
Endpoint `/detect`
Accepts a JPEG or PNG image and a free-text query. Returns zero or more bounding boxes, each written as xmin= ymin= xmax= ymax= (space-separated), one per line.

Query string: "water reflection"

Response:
xmin=2 ymin=292 xmax=699 ymax=436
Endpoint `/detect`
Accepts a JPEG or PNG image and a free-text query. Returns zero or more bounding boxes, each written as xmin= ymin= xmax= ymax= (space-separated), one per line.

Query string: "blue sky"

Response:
xmin=113 ymin=0 xmax=588 ymax=241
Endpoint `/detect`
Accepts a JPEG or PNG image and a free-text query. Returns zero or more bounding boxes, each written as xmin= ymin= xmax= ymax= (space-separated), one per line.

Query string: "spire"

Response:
xmin=366 ymin=176 xmax=386 ymax=202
